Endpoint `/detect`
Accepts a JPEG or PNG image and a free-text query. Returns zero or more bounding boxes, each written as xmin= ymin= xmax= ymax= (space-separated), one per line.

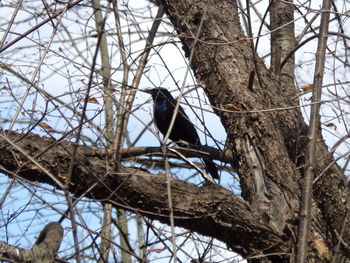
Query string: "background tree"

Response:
xmin=0 ymin=0 xmax=349 ymax=262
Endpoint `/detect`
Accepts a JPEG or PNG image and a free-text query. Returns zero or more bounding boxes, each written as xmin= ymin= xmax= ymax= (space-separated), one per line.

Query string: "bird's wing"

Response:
xmin=166 ymin=98 xmax=201 ymax=145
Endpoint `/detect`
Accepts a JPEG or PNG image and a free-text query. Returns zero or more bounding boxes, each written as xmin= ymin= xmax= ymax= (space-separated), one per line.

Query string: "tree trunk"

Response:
xmin=159 ymin=0 xmax=350 ymax=261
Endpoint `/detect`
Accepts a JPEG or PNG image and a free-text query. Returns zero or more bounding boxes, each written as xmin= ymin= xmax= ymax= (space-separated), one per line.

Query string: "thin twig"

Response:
xmin=91 ymin=0 xmax=114 ymax=262
xmin=7 ymin=3 xmax=70 ymax=131
xmin=0 ymin=0 xmax=24 ymax=47
xmin=0 ymin=0 xmax=84 ymax=53
xmin=124 ymin=5 xmax=165 ymax=119
xmin=296 ymin=1 xmax=332 ymax=262
xmin=63 ymin=13 xmax=107 ymax=263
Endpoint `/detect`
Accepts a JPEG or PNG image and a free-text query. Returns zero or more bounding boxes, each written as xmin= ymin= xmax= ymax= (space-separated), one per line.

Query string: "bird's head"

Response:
xmin=142 ymin=88 xmax=173 ymax=101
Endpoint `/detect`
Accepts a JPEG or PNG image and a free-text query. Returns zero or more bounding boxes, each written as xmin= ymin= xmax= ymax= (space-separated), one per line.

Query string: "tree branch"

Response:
xmin=0 ymin=130 xmax=286 ymax=257
xmin=296 ymin=1 xmax=332 ymax=262
xmin=0 ymin=222 xmax=63 ymax=263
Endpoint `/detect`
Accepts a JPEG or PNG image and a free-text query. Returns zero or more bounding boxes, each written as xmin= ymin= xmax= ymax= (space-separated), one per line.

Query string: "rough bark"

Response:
xmin=161 ymin=0 xmax=300 ymax=233
xmin=0 ymin=222 xmax=63 ymax=263
xmin=270 ymin=0 xmax=296 ymax=79
xmin=159 ymin=0 xmax=350 ymax=261
xmin=0 ymin=130 xmax=287 ymax=258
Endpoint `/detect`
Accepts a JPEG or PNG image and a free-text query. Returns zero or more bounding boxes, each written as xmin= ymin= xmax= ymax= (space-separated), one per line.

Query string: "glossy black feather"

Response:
xmin=144 ymin=88 xmax=219 ymax=180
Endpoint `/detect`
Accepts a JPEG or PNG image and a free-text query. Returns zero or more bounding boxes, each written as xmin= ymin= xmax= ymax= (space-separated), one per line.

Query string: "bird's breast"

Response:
xmin=154 ymin=100 xmax=168 ymax=112
xmin=153 ymin=100 xmax=173 ymax=135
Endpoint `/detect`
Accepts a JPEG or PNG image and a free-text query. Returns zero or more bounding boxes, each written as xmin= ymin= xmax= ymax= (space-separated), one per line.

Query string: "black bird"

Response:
xmin=143 ymin=88 xmax=219 ymax=180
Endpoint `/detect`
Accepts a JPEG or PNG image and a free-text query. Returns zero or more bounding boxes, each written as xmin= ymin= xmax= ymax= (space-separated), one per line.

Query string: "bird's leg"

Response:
xmin=164 ymin=141 xmax=175 ymax=147
xmin=175 ymin=140 xmax=191 ymax=147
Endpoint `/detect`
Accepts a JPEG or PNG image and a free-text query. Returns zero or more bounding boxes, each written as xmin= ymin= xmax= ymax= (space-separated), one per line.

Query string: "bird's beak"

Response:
xmin=139 ymin=89 xmax=153 ymax=95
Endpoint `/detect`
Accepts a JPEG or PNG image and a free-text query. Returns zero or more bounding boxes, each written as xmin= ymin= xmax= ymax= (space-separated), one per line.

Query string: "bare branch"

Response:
xmin=296 ymin=1 xmax=332 ymax=262
xmin=0 ymin=222 xmax=63 ymax=263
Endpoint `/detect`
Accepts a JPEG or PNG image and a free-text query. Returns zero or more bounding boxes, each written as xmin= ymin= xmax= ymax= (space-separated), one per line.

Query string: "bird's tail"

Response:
xmin=203 ymin=159 xmax=219 ymax=180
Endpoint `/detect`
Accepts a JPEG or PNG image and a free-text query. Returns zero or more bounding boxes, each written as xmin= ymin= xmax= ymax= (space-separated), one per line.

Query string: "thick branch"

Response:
xmin=0 ymin=130 xmax=287 ymax=257
xmin=121 ymin=145 xmax=233 ymax=163
xmin=0 ymin=222 xmax=63 ymax=263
